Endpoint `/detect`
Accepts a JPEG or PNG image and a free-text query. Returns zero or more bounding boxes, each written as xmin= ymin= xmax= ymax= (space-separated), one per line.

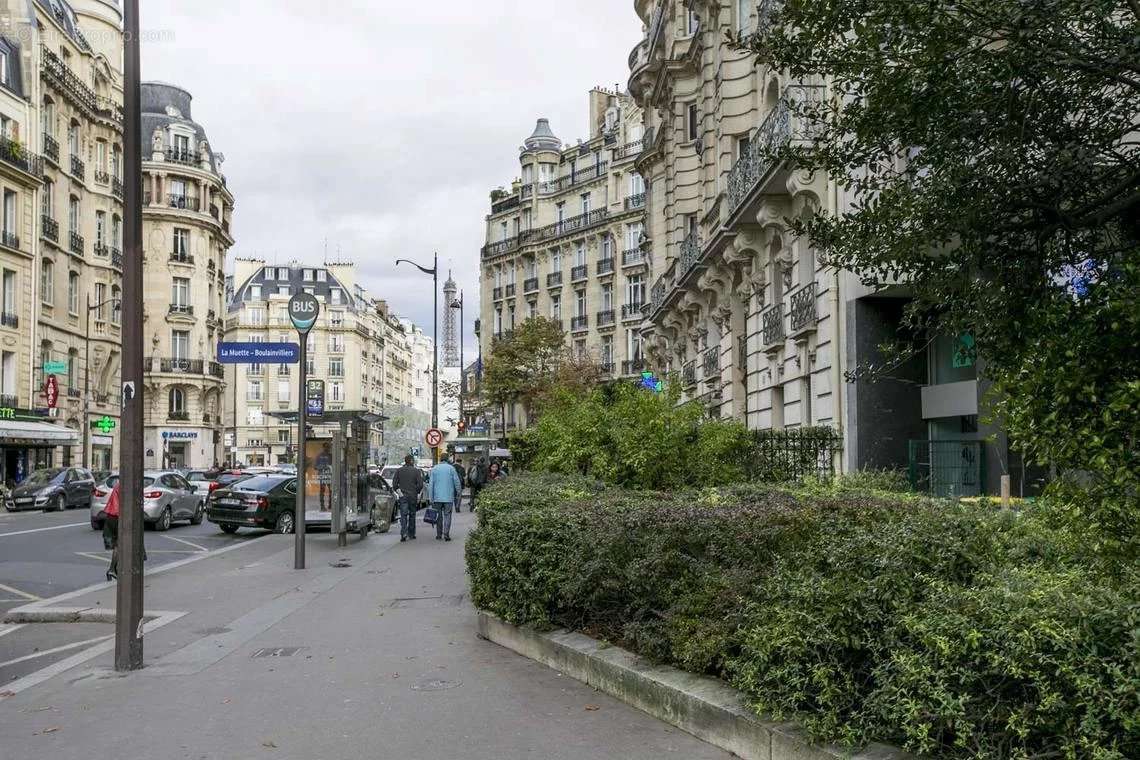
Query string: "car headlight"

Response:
xmin=34 ymin=490 xmax=55 ymax=504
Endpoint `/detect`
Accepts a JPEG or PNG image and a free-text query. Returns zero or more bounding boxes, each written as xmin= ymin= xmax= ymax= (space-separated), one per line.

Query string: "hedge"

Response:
xmin=465 ymin=473 xmax=1139 ymax=759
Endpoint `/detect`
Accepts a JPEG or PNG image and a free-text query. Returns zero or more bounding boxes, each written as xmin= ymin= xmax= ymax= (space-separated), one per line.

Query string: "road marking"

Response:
xmin=0 ymin=522 xmax=88 ymax=538
xmin=0 ymin=624 xmax=24 ymax=639
xmin=74 ymin=551 xmax=110 ymax=563
xmin=0 ymin=634 xmax=113 ymax=670
xmin=0 ymin=583 xmax=40 ymax=602
xmin=161 ymin=535 xmax=209 ymax=552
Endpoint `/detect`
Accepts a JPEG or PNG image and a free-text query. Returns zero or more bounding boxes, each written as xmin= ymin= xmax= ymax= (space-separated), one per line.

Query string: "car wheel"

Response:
xmin=45 ymin=495 xmax=63 ymax=513
xmin=155 ymin=508 xmax=172 ymax=532
xmin=4 ymin=501 xmax=15 ymax=512
xmin=274 ymin=511 xmax=294 ymax=534
xmin=219 ymin=524 xmax=239 ymax=534
xmin=189 ymin=502 xmax=204 ymax=526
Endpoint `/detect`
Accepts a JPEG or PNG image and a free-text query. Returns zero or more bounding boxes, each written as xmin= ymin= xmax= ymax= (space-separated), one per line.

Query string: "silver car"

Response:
xmin=90 ymin=471 xmax=204 ymax=531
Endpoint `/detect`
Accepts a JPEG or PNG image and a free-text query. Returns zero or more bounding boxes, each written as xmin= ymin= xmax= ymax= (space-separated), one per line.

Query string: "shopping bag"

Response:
xmin=423 ymin=507 xmax=439 ymax=525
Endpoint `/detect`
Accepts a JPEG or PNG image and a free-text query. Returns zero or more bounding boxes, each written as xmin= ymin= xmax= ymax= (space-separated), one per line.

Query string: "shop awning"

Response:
xmin=0 ymin=419 xmax=80 ymax=446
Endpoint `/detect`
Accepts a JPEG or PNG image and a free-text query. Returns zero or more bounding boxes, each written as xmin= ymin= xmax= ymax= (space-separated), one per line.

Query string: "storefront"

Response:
xmin=0 ymin=417 xmax=81 ymax=486
xmin=146 ymin=429 xmax=213 ymax=470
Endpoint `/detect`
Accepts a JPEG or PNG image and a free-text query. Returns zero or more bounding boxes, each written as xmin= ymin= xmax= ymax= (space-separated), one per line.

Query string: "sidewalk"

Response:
xmin=0 ymin=511 xmax=732 ymax=760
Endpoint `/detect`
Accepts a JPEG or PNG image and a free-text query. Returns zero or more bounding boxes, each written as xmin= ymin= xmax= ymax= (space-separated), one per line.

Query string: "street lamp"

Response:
xmin=395 ymin=253 xmax=438 ymax=463
xmin=84 ymin=293 xmax=121 ymax=469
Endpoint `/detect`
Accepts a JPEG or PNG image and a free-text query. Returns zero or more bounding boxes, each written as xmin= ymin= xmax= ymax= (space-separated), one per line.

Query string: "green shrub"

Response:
xmin=466 ymin=473 xmax=1139 ymax=758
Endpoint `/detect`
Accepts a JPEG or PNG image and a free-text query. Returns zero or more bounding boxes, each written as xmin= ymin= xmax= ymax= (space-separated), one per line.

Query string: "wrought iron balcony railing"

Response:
xmin=168 ymin=411 xmax=190 ymax=421
xmin=536 ymin=162 xmax=609 ymax=195
xmin=169 ymin=304 xmax=194 ymax=316
xmin=523 ymin=277 xmax=539 ymax=293
xmin=492 ymin=286 xmax=503 ymax=300
xmin=70 ymin=154 xmax=85 ymax=180
xmin=678 ymin=228 xmax=702 ymax=278
xmin=41 ymin=215 xmax=58 ymax=243
xmin=209 ymin=362 xmax=225 ymax=379
xmin=570 ymin=315 xmax=589 ymax=331
xmin=490 ymin=193 xmax=521 ymax=215
xmin=761 ymin=303 xmax=785 ymax=348
xmin=600 ymin=362 xmax=616 ymax=375
xmin=622 ymin=248 xmax=645 ymax=267
xmin=682 ymin=360 xmax=697 ymax=387
xmin=596 ymin=258 xmax=615 ymax=275
xmin=703 ymin=347 xmax=720 ymax=379
xmin=93 ymin=242 xmax=109 ymax=257
xmin=69 ymin=231 xmax=84 ymax=256
xmin=621 ymin=303 xmax=644 ymax=320
xmin=547 ymin=272 xmax=563 ymax=287
xmin=596 ymin=310 xmax=616 ymax=327
xmin=170 ymin=251 xmax=195 ymax=265
xmin=112 ymin=177 xmax=124 ymax=199
xmin=571 ymin=265 xmax=588 ymax=281
xmin=482 ymin=209 xmax=612 ymax=258
xmin=0 ymin=231 xmax=19 ymax=250
xmin=0 ymin=311 xmax=18 ymax=328
xmin=0 ymin=137 xmax=42 ymax=177
xmin=621 ymin=359 xmax=645 ymax=375
xmin=111 ymin=248 xmax=123 ymax=270
xmin=788 ymin=281 xmax=818 ymax=334
xmin=41 ymin=48 xmax=98 ymax=116
xmin=165 ymin=149 xmax=201 ymax=165
xmin=42 ymin=133 xmax=59 ymax=163
xmin=166 ymin=194 xmax=201 ymax=211
xmin=504 ymin=284 xmax=516 ymax=298
xmin=159 ymin=358 xmax=205 ymax=374
xmin=94 ymin=169 xmax=110 ymax=184
xmin=613 ymin=140 xmax=644 ymax=160
xmin=624 ymin=193 xmax=646 ymax=211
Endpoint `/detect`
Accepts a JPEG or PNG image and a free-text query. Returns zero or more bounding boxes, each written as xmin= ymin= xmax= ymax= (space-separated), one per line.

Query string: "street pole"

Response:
xmin=83 ymin=293 xmax=90 ymax=469
xmin=295 ymin=337 xmax=307 ymax=570
xmin=432 ymin=251 xmax=438 ymax=463
xmin=115 ymin=0 xmax=144 ymax=671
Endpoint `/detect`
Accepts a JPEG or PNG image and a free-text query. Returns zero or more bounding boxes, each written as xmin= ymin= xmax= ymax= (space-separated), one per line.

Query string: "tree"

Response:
xmin=481 ymin=317 xmax=573 ymax=420
xmin=741 ymin=0 xmax=1140 ymax=545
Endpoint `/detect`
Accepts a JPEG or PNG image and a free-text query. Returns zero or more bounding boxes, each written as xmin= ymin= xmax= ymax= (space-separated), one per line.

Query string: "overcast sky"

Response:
xmin=141 ymin=0 xmax=644 ymax=364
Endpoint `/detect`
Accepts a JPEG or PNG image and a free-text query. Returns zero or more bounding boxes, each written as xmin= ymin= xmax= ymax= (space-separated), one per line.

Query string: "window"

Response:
xmin=580 ymin=193 xmax=590 ymax=215
xmin=575 ymin=289 xmax=587 ymax=317
xmin=329 ymin=288 xmax=342 ymax=304
xmin=67 ymin=272 xmax=79 ymax=314
xmin=1 ymin=351 xmax=14 ymax=396
xmin=2 ymin=189 xmax=15 ymax=238
xmin=96 ymin=140 xmax=106 ymax=172
xmin=494 ymin=309 xmax=502 ymax=333
xmin=94 ymin=211 xmax=105 ymax=246
xmin=171 ymin=330 xmax=189 ymax=359
xmin=626 ymin=273 xmax=645 ymax=305
xmin=629 ymin=172 xmax=645 ymax=196
xmin=526 ymin=300 xmax=537 ymax=320
xmin=601 ymin=234 xmax=613 ymax=261
xmin=551 ymin=293 xmax=561 ymax=320
xmin=93 ymin=283 xmax=105 ymax=320
xmin=112 ymin=216 xmax=121 ymax=249
xmin=41 ymin=100 xmax=55 ymax=138
xmin=111 ymin=286 xmax=120 ymax=324
xmin=2 ymin=269 xmax=14 ymax=316
xmin=574 ymin=339 xmax=586 ymax=358
xmin=601 ymin=335 xmax=614 ymax=366
xmin=249 ymin=283 xmax=262 ymax=300
xmin=521 ymin=164 xmax=534 ymax=184
xmin=277 ymin=285 xmax=290 ymax=297
xmin=246 ymin=307 xmax=264 ymax=326
xmin=68 ymin=122 xmax=79 ymax=156
xmin=248 ymin=380 xmax=263 ymax=401
xmin=330 ymin=311 xmax=344 ymax=327
xmin=306 ymin=357 xmax=315 ymax=375
xmin=328 ymin=335 xmax=344 ymax=353
xmin=575 ymin=242 xmax=586 ymax=267
xmin=737 ymin=0 xmax=752 ymax=34
xmin=67 ymin=350 xmax=77 ymax=388
xmin=42 ymin=179 xmax=54 ymax=218
xmin=551 ymin=249 xmax=562 ymax=271
xmin=601 ymin=284 xmax=613 ymax=311
xmin=111 ymin=146 xmax=121 ymax=179
xmin=173 ymin=228 xmax=190 ymax=255
xmin=169 ymin=387 xmax=185 ymax=414
xmin=68 ymin=196 xmax=79 ymax=233
xmin=247 ymin=408 xmax=264 ymax=427
xmin=626 ymin=222 xmax=643 ymax=250
xmin=499 ymin=221 xmax=508 ymax=241
xmin=40 ymin=261 xmax=53 ymax=305
xmin=556 ymin=202 xmax=566 ymax=224
xmin=169 ymin=178 xmax=187 ymax=202
xmin=687 ymin=103 xmax=699 ymax=141
xmin=686 ymin=214 xmax=699 ymax=238
xmin=172 ymin=277 xmax=190 ymax=307
xmin=737 ymin=133 xmax=752 ymax=159
xmin=687 ymin=8 xmax=700 ymax=35
xmin=277 ymin=429 xmax=290 ymax=445
xmin=302 ymin=268 xmax=314 ymax=281
xmin=329 ymin=358 xmax=344 ymax=377
xmin=173 ymin=133 xmax=190 ymax=156
xmin=277 ymin=380 xmax=291 ymax=403
xmin=627 ymin=329 xmax=643 ymax=361
xmin=316 ymin=270 xmax=327 ymax=282
xmin=0 ymin=51 xmax=8 ymax=87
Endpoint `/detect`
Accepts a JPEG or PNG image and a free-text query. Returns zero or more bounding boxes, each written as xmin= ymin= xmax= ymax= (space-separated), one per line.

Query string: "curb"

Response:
xmin=476 ymin=611 xmax=915 ymax=760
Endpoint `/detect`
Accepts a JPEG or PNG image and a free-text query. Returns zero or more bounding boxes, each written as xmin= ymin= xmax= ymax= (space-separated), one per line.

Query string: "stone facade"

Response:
xmin=629 ymin=0 xmax=844 ymax=463
xmin=479 ymin=88 xmax=649 ymax=430
xmin=140 ymin=82 xmax=235 ymax=469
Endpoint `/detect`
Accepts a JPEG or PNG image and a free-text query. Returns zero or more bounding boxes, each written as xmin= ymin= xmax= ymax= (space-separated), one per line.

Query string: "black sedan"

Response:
xmin=5 ymin=467 xmax=95 ymax=512
xmin=206 ymin=475 xmax=297 ymax=534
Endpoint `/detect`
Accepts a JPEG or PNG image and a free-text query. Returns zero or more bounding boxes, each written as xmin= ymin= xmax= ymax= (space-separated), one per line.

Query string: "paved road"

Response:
xmin=0 ymin=506 xmax=269 ymax=687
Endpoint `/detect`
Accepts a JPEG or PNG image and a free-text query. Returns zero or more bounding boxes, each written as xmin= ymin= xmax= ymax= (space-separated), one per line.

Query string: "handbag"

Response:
xmin=423 ymin=507 xmax=440 ymax=525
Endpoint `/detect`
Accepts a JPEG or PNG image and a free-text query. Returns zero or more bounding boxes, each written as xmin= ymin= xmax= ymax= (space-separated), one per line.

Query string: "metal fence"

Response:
xmin=743 ymin=426 xmax=841 ymax=482
xmin=908 ymin=440 xmax=985 ymax=497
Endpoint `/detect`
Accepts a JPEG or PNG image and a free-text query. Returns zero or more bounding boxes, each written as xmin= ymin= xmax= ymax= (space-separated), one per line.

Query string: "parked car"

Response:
xmin=5 ymin=468 xmax=95 ymax=513
xmin=368 ymin=473 xmax=399 ymax=524
xmin=213 ymin=471 xmax=255 ymax=489
xmin=379 ymin=465 xmax=429 ymax=507
xmin=89 ymin=471 xmax=203 ymax=531
xmin=183 ymin=470 xmax=218 ymax=501
xmin=207 ymin=474 xmax=298 ymax=534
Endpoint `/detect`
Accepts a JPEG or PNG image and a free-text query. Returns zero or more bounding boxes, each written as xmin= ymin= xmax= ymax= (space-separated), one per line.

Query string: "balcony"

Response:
xmin=490 ymin=192 xmax=521 ymax=215
xmin=682 ymin=360 xmax=697 ymax=387
xmin=678 ymin=228 xmax=702 ymax=279
xmin=621 ymin=303 xmax=644 ymax=320
xmin=621 ymin=359 xmax=645 ymax=375
xmin=93 ymin=391 xmax=110 ymax=406
xmin=112 ymin=177 xmax=124 ymax=199
xmin=504 ymin=283 xmax=516 ymax=298
xmin=613 ymin=140 xmax=643 ymax=161
xmin=39 ymin=215 xmax=58 ymax=244
xmin=600 ymin=362 xmax=616 ymax=375
xmin=70 ymin=154 xmax=85 ymax=181
xmin=207 ymin=309 xmax=217 ymax=323
xmin=165 ymin=149 xmax=201 ymax=166
xmin=624 ymin=193 xmax=646 ymax=211
xmin=170 ymin=251 xmax=195 ymax=265
xmin=492 ymin=286 xmax=503 ymax=301
xmin=168 ymin=411 xmax=190 ymax=422
xmin=0 ymin=230 xmax=19 ymax=251
xmin=111 ymin=248 xmax=123 ymax=270
xmin=0 ymin=393 xmax=16 ymax=408
xmin=622 ymin=248 xmax=646 ymax=268
xmin=481 ymin=209 xmax=611 ymax=259
xmin=788 ymin=281 xmax=818 ymax=336
xmin=68 ymin=387 xmax=81 ymax=399
xmin=42 ymin=133 xmax=59 ymax=163
xmin=0 ymin=311 xmax=18 ymax=328
xmin=536 ymin=162 xmax=609 ymax=195
xmin=726 ymin=84 xmax=824 ymax=218
xmin=41 ymin=48 xmax=98 ymax=116
xmin=546 ymin=272 xmax=563 ymax=288
xmin=596 ymin=310 xmax=616 ymax=327
xmin=570 ymin=315 xmax=589 ymax=332
xmin=69 ymin=231 xmax=84 ymax=257
xmin=761 ymin=303 xmax=785 ymax=349
xmin=596 ymin=258 xmax=615 ymax=275
xmin=93 ymin=242 xmax=108 ymax=257
xmin=702 ymin=347 xmax=720 ymax=380
xmin=168 ymin=304 xmax=194 ymax=317
xmin=482 ymin=238 xmax=518 ymax=258
xmin=158 ymin=358 xmax=205 ymax=374
xmin=571 ymin=265 xmax=588 ymax=282
xmin=94 ymin=169 xmax=110 ymax=184
xmin=209 ymin=362 xmax=225 ymax=379
xmin=0 ymin=137 xmax=42 ymax=178
xmin=523 ymin=277 xmax=539 ymax=293
xmin=165 ymin=194 xmax=201 ymax=212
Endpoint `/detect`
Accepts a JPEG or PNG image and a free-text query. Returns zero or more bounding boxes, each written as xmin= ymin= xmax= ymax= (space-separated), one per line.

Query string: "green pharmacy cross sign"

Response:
xmin=91 ymin=415 xmax=117 ymax=434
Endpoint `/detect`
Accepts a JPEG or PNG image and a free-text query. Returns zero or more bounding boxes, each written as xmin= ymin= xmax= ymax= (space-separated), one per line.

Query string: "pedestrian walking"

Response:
xmin=103 ymin=481 xmax=120 ymax=581
xmin=451 ymin=456 xmax=466 ymax=512
xmin=488 ymin=461 xmax=505 ymax=483
xmin=467 ymin=457 xmax=488 ymax=512
xmin=429 ymin=454 xmax=462 ymax=542
xmin=391 ymin=455 xmax=424 ymax=542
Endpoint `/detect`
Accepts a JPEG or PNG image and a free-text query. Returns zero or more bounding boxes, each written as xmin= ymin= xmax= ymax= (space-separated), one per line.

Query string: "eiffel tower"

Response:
xmin=442 ymin=271 xmax=460 ymax=367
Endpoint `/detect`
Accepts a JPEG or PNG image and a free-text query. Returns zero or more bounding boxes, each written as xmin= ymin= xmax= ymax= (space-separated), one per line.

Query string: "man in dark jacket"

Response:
xmin=391 ymin=455 xmax=424 ymax=542
xmin=467 ymin=457 xmax=488 ymax=512
xmin=450 ymin=456 xmax=467 ymax=512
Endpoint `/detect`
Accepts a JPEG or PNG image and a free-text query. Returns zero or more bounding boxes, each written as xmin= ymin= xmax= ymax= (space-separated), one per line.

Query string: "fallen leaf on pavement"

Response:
xmin=42 ymin=726 xmax=60 ymax=734
xmin=0 ymin=691 xmax=14 ymax=699
xmin=262 ymin=741 xmax=277 ymax=749
xmin=584 ymin=705 xmax=600 ymax=712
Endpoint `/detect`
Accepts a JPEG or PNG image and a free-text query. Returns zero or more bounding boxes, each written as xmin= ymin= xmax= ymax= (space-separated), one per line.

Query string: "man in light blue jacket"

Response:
xmin=429 ymin=454 xmax=462 ymax=542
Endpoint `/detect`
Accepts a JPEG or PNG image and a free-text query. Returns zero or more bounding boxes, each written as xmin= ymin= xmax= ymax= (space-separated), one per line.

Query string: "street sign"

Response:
xmin=43 ymin=360 xmax=67 ymax=375
xmin=306 ymin=379 xmax=325 ymax=418
xmin=218 ymin=342 xmax=300 ymax=364
xmin=44 ymin=374 xmax=59 ymax=409
xmin=425 ymin=428 xmax=444 ymax=448
xmin=288 ymin=292 xmax=320 ymax=332
xmin=91 ymin=415 xmax=117 ymax=433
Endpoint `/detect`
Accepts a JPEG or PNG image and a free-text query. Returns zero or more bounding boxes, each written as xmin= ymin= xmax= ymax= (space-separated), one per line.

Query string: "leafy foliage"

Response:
xmin=481 ymin=317 xmax=572 ymax=417
xmin=740 ymin=0 xmax=1140 ymax=545
xmin=467 ymin=474 xmax=1140 ymax=758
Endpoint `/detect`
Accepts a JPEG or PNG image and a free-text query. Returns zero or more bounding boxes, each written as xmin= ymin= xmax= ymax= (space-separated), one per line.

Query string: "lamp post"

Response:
xmin=395 ymin=253 xmax=438 ymax=463
xmin=84 ymin=293 xmax=121 ymax=469
xmin=450 ymin=289 xmax=464 ymax=427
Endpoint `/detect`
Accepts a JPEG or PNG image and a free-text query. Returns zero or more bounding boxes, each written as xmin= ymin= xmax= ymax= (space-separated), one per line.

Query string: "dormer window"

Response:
xmin=317 ymin=270 xmax=327 ymax=282
xmin=0 ymin=51 xmax=9 ymax=87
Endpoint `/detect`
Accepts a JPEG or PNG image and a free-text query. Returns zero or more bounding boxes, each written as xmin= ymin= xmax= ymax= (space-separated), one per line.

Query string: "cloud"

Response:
xmin=142 ymin=0 xmax=643 ymax=363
